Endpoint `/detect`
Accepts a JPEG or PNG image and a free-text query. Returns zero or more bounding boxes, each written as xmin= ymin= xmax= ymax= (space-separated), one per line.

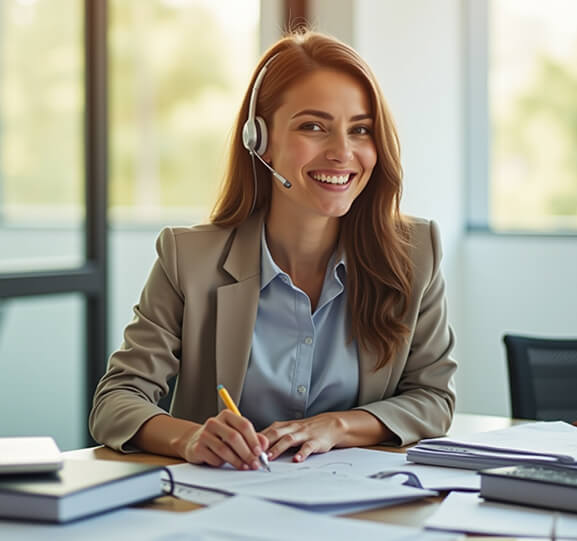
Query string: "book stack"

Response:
xmin=0 ymin=459 xmax=165 ymax=522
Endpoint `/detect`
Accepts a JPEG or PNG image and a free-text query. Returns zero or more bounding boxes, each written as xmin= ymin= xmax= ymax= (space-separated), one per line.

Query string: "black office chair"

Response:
xmin=503 ymin=334 xmax=577 ymax=422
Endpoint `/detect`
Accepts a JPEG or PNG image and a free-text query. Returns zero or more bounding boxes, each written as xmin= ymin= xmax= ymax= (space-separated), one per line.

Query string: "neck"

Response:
xmin=265 ymin=209 xmax=339 ymax=281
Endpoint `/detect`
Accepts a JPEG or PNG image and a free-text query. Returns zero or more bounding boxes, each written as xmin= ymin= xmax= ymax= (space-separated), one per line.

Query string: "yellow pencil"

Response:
xmin=217 ymin=384 xmax=271 ymax=472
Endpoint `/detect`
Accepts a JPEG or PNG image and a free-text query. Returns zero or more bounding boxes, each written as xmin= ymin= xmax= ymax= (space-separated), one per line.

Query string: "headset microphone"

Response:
xmin=253 ymin=151 xmax=292 ymax=189
xmin=242 ymin=54 xmax=292 ymax=190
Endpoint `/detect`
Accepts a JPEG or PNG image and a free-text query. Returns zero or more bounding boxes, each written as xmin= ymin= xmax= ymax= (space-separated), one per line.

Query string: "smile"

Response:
xmin=309 ymin=172 xmax=354 ymax=185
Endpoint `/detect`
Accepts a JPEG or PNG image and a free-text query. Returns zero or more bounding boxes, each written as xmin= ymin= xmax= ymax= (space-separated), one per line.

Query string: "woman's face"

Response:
xmin=264 ymin=69 xmax=377 ymax=222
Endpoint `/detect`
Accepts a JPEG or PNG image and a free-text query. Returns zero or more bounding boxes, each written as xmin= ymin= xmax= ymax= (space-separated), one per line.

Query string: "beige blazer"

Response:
xmin=89 ymin=212 xmax=457 ymax=451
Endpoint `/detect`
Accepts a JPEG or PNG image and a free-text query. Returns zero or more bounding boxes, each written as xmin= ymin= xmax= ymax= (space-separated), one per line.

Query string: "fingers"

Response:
xmin=293 ymin=440 xmax=318 ymax=462
xmin=265 ymin=424 xmax=307 ymax=460
xmin=186 ymin=411 xmax=264 ymax=470
xmin=263 ymin=417 xmax=338 ymax=462
xmin=257 ymin=432 xmax=269 ymax=452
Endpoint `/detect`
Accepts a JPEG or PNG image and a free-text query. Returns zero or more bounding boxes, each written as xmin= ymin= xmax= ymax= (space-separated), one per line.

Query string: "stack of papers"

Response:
xmin=165 ymin=447 xmax=481 ymax=510
xmin=407 ymin=421 xmax=577 ymax=470
xmin=166 ymin=459 xmax=436 ymax=515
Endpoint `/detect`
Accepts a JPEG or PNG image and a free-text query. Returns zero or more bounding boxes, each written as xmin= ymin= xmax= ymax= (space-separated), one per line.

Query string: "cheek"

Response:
xmin=278 ymin=138 xmax=317 ymax=168
xmin=358 ymin=144 xmax=378 ymax=177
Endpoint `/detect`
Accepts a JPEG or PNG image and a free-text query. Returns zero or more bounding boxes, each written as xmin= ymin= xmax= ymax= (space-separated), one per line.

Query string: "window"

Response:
xmin=468 ymin=0 xmax=577 ymax=232
xmin=0 ymin=0 xmax=107 ymax=448
xmin=108 ymin=0 xmax=261 ymax=226
xmin=106 ymin=0 xmax=261 ymax=348
xmin=0 ymin=0 xmax=84 ymax=271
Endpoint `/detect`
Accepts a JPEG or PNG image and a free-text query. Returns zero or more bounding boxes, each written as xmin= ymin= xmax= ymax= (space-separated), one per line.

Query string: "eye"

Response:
xmin=299 ymin=121 xmax=323 ymax=132
xmin=350 ymin=125 xmax=372 ymax=136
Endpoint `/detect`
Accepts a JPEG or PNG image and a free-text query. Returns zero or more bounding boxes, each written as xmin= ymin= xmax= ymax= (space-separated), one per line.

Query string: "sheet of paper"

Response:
xmin=425 ymin=491 xmax=577 ymax=539
xmin=190 ymin=495 xmax=459 ymax=541
xmin=167 ymin=447 xmax=477 ymax=498
xmin=0 ymin=508 xmax=244 ymax=541
xmin=0 ymin=496 xmax=460 ymax=541
xmin=286 ymin=447 xmax=479 ymax=490
xmin=224 ymin=470 xmax=434 ymax=505
xmin=167 ymin=458 xmax=435 ymax=513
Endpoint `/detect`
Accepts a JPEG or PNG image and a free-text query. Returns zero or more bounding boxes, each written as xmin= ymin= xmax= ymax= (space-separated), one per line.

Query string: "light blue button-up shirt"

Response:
xmin=239 ymin=227 xmax=359 ymax=431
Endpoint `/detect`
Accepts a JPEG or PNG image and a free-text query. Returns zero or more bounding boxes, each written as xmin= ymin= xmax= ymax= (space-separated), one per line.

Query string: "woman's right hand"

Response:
xmin=175 ymin=410 xmax=269 ymax=470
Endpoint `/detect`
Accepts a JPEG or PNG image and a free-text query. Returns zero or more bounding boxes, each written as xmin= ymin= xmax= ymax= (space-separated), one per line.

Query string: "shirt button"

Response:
xmin=281 ymin=275 xmax=289 ymax=283
xmin=304 ymin=336 xmax=313 ymax=345
xmin=297 ymin=385 xmax=307 ymax=394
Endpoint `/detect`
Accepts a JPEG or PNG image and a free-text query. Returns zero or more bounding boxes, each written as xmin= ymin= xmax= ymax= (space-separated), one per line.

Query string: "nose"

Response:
xmin=325 ymin=131 xmax=353 ymax=163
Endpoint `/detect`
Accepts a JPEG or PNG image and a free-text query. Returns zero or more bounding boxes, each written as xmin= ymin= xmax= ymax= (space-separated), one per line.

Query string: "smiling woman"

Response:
xmin=90 ymin=30 xmax=457 ymax=471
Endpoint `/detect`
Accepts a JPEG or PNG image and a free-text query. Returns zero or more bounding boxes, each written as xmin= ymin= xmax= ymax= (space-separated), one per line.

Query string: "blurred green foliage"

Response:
xmin=0 ymin=0 xmax=83 ymax=207
xmin=0 ymin=0 xmax=258 ymax=222
xmin=492 ymin=48 xmax=577 ymax=229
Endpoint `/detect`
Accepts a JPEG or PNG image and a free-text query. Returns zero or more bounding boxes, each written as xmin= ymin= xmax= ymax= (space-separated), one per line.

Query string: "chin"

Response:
xmin=316 ymin=205 xmax=352 ymax=218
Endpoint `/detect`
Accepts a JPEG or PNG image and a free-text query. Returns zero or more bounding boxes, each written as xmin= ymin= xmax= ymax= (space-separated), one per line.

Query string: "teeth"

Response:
xmin=311 ymin=173 xmax=350 ymax=185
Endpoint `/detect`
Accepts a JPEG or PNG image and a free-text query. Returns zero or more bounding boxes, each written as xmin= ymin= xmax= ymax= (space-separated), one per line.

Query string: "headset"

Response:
xmin=242 ymin=55 xmax=292 ymax=190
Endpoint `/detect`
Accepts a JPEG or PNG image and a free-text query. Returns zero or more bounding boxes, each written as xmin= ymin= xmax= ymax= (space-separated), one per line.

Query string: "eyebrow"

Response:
xmin=291 ymin=109 xmax=372 ymax=122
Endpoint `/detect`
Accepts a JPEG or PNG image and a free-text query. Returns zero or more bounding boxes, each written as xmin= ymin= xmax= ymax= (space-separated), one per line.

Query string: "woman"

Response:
xmin=90 ymin=30 xmax=456 ymax=471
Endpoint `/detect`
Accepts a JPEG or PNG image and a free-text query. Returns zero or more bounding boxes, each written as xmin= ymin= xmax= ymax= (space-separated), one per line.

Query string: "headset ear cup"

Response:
xmin=242 ymin=119 xmax=256 ymax=152
xmin=254 ymin=116 xmax=268 ymax=156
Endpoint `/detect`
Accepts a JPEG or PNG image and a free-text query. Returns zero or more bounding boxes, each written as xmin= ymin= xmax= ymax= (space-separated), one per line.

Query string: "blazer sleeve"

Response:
xmin=357 ymin=220 xmax=457 ymax=445
xmin=89 ymin=227 xmax=184 ymax=452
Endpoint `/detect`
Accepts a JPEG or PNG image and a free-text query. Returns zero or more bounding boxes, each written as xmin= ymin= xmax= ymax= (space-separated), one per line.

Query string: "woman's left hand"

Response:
xmin=261 ymin=413 xmax=347 ymax=462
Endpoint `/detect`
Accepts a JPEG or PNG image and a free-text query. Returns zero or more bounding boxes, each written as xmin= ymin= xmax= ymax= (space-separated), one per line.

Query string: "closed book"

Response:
xmin=0 ymin=459 xmax=164 ymax=523
xmin=480 ymin=464 xmax=577 ymax=513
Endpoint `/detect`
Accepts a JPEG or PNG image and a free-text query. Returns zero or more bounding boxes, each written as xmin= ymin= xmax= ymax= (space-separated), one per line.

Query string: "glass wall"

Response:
xmin=489 ymin=0 xmax=577 ymax=231
xmin=0 ymin=0 xmax=85 ymax=271
xmin=108 ymin=0 xmax=260 ymax=227
xmin=0 ymin=294 xmax=85 ymax=451
xmin=107 ymin=0 xmax=261 ymax=349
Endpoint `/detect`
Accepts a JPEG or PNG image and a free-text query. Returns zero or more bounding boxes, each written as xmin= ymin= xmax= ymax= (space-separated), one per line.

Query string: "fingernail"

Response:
xmin=254 ymin=446 xmax=262 ymax=455
xmin=294 ymin=454 xmax=302 ymax=462
xmin=252 ymin=460 xmax=260 ymax=470
xmin=242 ymin=463 xmax=249 ymax=471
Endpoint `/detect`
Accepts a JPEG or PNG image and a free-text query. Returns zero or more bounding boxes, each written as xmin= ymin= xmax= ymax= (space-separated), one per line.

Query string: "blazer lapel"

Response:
xmin=215 ymin=213 xmax=263 ymax=405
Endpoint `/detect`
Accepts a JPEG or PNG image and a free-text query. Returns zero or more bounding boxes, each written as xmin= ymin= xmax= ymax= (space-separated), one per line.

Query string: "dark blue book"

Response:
xmin=0 ymin=459 xmax=164 ymax=523
xmin=480 ymin=464 xmax=577 ymax=513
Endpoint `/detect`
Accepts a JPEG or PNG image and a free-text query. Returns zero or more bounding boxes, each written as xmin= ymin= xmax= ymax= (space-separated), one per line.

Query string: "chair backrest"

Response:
xmin=503 ymin=334 xmax=577 ymax=422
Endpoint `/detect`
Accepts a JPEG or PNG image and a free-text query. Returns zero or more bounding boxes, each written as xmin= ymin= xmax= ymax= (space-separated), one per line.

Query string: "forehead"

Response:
xmin=278 ymin=69 xmax=372 ymax=116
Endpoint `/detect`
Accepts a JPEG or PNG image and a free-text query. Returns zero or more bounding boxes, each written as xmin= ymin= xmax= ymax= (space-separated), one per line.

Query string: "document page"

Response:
xmin=166 ymin=448 xmax=439 ymax=513
xmin=425 ymin=491 xmax=577 ymax=539
xmin=0 ymin=496 xmax=461 ymax=541
xmin=189 ymin=495 xmax=460 ymax=541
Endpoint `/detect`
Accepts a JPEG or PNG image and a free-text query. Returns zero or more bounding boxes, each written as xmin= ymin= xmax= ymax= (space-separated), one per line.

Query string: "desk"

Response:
xmin=64 ymin=413 xmax=522 ymax=529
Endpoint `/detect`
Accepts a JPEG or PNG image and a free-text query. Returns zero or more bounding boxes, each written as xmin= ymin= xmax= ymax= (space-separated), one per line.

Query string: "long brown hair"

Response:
xmin=211 ymin=31 xmax=412 ymax=370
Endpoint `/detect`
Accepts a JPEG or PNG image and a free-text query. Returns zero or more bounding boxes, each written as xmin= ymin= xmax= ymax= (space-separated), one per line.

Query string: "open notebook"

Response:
xmin=0 ymin=437 xmax=63 ymax=474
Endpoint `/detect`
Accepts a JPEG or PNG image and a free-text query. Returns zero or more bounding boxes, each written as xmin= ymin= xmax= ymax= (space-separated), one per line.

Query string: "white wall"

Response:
xmin=312 ymin=0 xmax=577 ymax=416
xmin=353 ymin=0 xmax=465 ymax=365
